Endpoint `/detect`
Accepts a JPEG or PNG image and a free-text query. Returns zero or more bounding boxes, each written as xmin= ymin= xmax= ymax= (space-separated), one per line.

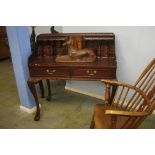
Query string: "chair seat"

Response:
xmin=93 ymin=104 xmax=130 ymax=129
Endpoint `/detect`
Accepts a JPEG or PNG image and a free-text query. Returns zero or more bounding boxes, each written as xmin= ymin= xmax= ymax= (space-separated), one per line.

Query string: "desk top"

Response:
xmin=29 ymin=57 xmax=116 ymax=68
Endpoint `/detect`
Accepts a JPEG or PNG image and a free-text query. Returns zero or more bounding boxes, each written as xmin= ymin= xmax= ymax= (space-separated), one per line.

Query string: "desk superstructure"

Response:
xmin=28 ymin=33 xmax=117 ymax=121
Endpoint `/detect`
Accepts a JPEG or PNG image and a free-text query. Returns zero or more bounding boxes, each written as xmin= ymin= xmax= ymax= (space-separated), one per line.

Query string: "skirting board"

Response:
xmin=65 ymin=86 xmax=104 ymax=100
xmin=20 ymin=104 xmax=41 ymax=114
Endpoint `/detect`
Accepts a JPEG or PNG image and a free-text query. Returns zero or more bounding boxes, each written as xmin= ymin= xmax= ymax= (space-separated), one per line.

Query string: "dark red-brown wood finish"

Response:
xmin=28 ymin=33 xmax=117 ymax=121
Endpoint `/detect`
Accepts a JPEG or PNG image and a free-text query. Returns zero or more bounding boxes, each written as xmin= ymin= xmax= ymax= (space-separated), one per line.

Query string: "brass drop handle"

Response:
xmin=86 ymin=70 xmax=97 ymax=76
xmin=46 ymin=69 xmax=56 ymax=74
xmin=34 ymin=63 xmax=40 ymax=66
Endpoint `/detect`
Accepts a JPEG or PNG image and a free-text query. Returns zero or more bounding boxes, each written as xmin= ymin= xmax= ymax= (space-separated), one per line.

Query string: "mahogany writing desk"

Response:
xmin=28 ymin=33 xmax=117 ymax=121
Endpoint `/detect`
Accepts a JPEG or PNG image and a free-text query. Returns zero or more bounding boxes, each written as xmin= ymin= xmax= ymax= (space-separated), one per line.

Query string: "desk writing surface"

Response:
xmin=29 ymin=57 xmax=116 ymax=68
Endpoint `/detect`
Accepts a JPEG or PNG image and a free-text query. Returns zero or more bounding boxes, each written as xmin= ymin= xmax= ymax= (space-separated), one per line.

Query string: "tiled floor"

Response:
xmin=0 ymin=59 xmax=155 ymax=129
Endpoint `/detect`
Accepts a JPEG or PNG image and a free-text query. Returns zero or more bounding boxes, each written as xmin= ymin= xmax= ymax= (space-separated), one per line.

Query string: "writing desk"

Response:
xmin=28 ymin=33 xmax=117 ymax=121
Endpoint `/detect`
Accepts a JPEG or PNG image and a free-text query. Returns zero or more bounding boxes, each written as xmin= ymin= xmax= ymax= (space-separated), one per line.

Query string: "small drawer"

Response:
xmin=71 ymin=69 xmax=115 ymax=79
xmin=29 ymin=67 xmax=70 ymax=77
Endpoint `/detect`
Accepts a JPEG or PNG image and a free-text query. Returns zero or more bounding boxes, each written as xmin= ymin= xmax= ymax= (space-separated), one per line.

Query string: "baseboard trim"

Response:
xmin=20 ymin=104 xmax=41 ymax=114
xmin=65 ymin=86 xmax=104 ymax=100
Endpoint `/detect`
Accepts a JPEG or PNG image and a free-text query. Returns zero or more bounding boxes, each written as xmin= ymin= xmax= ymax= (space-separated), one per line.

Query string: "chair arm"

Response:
xmin=105 ymin=110 xmax=148 ymax=117
xmin=101 ymin=79 xmax=133 ymax=88
xmin=101 ymin=79 xmax=150 ymax=105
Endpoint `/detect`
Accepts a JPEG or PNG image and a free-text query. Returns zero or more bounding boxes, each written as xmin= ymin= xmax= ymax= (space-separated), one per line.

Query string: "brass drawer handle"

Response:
xmin=34 ymin=63 xmax=40 ymax=66
xmin=47 ymin=72 xmax=54 ymax=75
xmin=88 ymin=73 xmax=95 ymax=76
xmin=46 ymin=69 xmax=56 ymax=74
xmin=86 ymin=70 xmax=97 ymax=76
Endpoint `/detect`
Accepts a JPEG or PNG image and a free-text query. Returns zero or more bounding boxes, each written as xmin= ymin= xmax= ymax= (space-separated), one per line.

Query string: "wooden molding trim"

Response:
xmin=20 ymin=104 xmax=41 ymax=114
xmin=65 ymin=86 xmax=104 ymax=100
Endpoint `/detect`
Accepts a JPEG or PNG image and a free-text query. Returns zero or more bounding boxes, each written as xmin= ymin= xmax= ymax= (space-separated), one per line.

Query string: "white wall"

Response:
xmin=28 ymin=26 xmax=63 ymax=35
xmin=63 ymin=26 xmax=155 ymax=98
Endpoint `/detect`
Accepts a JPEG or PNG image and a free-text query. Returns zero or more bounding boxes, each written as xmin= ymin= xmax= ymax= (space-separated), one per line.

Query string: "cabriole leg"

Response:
xmin=46 ymin=79 xmax=52 ymax=101
xmin=39 ymin=80 xmax=44 ymax=98
xmin=28 ymin=80 xmax=40 ymax=121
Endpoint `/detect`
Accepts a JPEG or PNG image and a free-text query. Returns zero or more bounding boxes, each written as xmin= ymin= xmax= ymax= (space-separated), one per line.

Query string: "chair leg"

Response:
xmin=110 ymin=115 xmax=117 ymax=129
xmin=90 ymin=115 xmax=95 ymax=129
xmin=46 ymin=79 xmax=52 ymax=101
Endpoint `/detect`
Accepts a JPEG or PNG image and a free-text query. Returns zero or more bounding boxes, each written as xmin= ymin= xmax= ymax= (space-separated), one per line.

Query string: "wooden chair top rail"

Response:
xmin=135 ymin=58 xmax=155 ymax=86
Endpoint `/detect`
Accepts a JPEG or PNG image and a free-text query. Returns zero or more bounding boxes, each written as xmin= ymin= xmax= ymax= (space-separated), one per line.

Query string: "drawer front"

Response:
xmin=30 ymin=67 xmax=70 ymax=77
xmin=71 ymin=69 xmax=115 ymax=79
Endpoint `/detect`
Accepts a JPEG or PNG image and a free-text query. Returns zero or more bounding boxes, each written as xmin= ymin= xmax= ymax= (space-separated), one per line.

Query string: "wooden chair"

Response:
xmin=91 ymin=58 xmax=155 ymax=129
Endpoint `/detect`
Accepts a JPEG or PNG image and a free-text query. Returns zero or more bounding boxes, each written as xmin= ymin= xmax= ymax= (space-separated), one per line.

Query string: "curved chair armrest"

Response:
xmin=105 ymin=110 xmax=149 ymax=117
xmin=101 ymin=79 xmax=133 ymax=88
xmin=101 ymin=79 xmax=150 ymax=105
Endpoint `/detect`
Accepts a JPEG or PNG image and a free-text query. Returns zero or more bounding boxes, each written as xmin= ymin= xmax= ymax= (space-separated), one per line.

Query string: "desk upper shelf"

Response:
xmin=28 ymin=33 xmax=117 ymax=80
